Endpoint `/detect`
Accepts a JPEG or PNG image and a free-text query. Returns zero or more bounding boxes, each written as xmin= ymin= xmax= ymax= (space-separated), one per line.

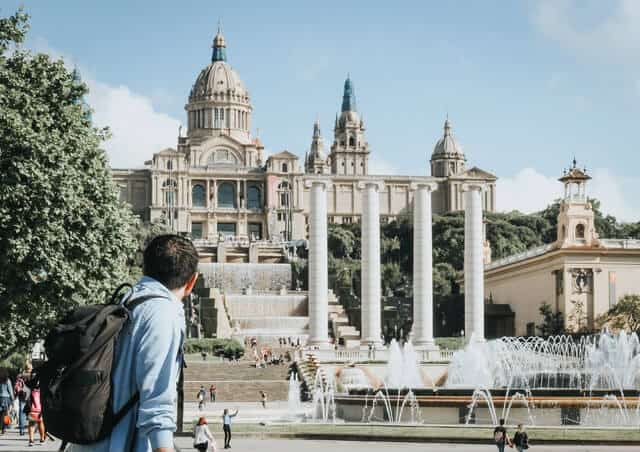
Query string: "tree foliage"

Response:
xmin=536 ymin=302 xmax=565 ymax=336
xmin=596 ymin=294 xmax=640 ymax=333
xmin=0 ymin=11 xmax=137 ymax=355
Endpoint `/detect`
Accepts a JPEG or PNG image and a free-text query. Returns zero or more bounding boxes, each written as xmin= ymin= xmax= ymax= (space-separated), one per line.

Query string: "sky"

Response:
xmin=5 ymin=0 xmax=640 ymax=221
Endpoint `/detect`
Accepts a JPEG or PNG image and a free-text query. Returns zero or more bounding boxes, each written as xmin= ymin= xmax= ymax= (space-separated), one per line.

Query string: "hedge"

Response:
xmin=184 ymin=338 xmax=244 ymax=359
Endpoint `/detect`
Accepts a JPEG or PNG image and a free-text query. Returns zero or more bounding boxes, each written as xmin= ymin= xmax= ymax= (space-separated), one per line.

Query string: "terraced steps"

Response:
xmin=183 ymin=359 xmax=291 ymax=402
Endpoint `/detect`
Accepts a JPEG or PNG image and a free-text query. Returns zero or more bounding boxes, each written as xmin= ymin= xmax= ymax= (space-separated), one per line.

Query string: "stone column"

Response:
xmin=463 ymin=183 xmax=486 ymax=343
xmin=358 ymin=180 xmax=385 ymax=348
xmin=305 ymin=178 xmax=330 ymax=348
xmin=410 ymin=182 xmax=439 ymax=349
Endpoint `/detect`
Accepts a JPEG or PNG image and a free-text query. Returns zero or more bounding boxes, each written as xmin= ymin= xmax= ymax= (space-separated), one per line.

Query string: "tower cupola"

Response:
xmin=556 ymin=159 xmax=599 ymax=248
xmin=430 ymin=117 xmax=466 ymax=177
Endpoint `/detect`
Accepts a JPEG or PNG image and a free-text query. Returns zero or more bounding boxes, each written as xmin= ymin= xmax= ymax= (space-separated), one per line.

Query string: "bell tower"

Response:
xmin=329 ymin=76 xmax=370 ymax=175
xmin=556 ymin=159 xmax=599 ymax=248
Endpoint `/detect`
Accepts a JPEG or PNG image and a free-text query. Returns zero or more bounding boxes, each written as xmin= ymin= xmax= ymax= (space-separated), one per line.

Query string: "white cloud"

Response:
xmin=498 ymin=167 xmax=640 ymax=222
xmin=85 ymin=79 xmax=182 ymax=168
xmin=26 ymin=38 xmax=181 ymax=168
xmin=368 ymin=156 xmax=401 ymax=175
xmin=531 ymin=0 xmax=640 ymax=60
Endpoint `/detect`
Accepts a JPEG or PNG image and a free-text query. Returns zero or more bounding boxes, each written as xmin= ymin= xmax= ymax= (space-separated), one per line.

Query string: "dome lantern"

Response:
xmin=211 ymin=26 xmax=227 ymax=63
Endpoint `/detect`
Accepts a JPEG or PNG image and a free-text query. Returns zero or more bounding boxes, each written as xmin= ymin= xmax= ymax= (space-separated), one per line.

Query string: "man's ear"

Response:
xmin=183 ymin=272 xmax=199 ymax=297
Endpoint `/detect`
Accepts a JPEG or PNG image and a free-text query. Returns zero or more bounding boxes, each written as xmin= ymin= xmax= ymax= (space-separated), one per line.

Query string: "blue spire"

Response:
xmin=211 ymin=26 xmax=227 ymax=63
xmin=341 ymin=75 xmax=356 ymax=112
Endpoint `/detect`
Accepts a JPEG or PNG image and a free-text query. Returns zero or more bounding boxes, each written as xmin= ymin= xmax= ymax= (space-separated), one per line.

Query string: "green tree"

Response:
xmin=127 ymin=218 xmax=171 ymax=281
xmin=327 ymin=224 xmax=356 ymax=259
xmin=536 ymin=302 xmax=564 ymax=336
xmin=0 ymin=11 xmax=137 ymax=356
xmin=596 ymin=294 xmax=640 ymax=332
xmin=433 ymin=262 xmax=458 ymax=297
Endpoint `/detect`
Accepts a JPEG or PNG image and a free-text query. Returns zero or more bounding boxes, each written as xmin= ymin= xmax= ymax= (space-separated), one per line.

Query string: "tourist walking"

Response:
xmin=66 ymin=234 xmax=200 ymax=451
xmin=14 ymin=373 xmax=29 ymax=436
xmin=26 ymin=380 xmax=46 ymax=446
xmin=222 ymin=408 xmax=238 ymax=449
xmin=493 ymin=418 xmax=511 ymax=452
xmin=259 ymin=391 xmax=267 ymax=409
xmin=513 ymin=424 xmax=529 ymax=451
xmin=210 ymin=384 xmax=217 ymax=402
xmin=0 ymin=368 xmax=13 ymax=435
xmin=193 ymin=416 xmax=217 ymax=452
xmin=198 ymin=385 xmax=207 ymax=410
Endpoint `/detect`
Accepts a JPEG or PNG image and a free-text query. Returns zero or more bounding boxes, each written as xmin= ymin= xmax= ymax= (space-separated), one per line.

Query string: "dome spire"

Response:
xmin=341 ymin=74 xmax=356 ymax=112
xmin=313 ymin=117 xmax=321 ymax=138
xmin=444 ymin=117 xmax=452 ymax=137
xmin=212 ymin=22 xmax=227 ymax=63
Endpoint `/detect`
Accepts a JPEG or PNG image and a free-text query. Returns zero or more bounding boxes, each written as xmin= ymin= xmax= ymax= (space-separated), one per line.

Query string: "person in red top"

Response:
xmin=209 ymin=384 xmax=216 ymax=403
xmin=26 ymin=379 xmax=46 ymax=446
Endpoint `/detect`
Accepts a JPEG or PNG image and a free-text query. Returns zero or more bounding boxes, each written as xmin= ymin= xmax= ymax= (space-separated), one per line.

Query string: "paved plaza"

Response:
xmin=0 ymin=429 xmax=638 ymax=452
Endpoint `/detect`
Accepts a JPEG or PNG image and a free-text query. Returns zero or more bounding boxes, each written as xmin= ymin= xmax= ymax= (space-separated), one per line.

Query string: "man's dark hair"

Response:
xmin=143 ymin=234 xmax=199 ymax=290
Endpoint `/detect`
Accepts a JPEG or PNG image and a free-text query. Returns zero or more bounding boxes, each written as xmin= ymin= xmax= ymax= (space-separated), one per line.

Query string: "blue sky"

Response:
xmin=5 ymin=0 xmax=640 ymax=220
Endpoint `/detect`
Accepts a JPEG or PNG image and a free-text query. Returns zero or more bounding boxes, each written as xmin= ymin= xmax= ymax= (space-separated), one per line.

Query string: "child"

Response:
xmin=193 ymin=416 xmax=216 ymax=452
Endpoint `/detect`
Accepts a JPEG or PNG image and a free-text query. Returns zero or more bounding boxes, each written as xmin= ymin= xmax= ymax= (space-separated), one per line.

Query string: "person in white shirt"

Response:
xmin=193 ymin=417 xmax=216 ymax=452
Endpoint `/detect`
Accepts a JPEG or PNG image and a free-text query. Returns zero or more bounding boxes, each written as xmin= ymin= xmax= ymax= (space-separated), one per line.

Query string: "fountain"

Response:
xmin=287 ymin=373 xmax=302 ymax=416
xmin=446 ymin=331 xmax=640 ymax=391
xmin=362 ymin=383 xmax=422 ymax=424
xmin=311 ymin=369 xmax=336 ymax=422
xmin=385 ymin=340 xmax=424 ymax=389
xmin=330 ymin=330 xmax=640 ymax=426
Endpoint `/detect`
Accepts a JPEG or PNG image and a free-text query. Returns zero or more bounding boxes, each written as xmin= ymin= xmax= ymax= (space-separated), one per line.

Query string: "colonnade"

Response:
xmin=306 ymin=178 xmax=486 ymax=349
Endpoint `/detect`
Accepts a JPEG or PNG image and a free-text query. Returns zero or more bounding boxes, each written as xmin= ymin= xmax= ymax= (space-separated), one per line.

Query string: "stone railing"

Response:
xmin=600 ymin=238 xmax=640 ymax=249
xmin=310 ymin=348 xmax=455 ymax=363
xmin=486 ymin=243 xmax=556 ymax=270
xmin=193 ymin=237 xmax=288 ymax=248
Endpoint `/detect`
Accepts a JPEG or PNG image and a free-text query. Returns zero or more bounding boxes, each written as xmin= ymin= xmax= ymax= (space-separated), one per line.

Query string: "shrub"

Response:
xmin=184 ymin=338 xmax=244 ymax=359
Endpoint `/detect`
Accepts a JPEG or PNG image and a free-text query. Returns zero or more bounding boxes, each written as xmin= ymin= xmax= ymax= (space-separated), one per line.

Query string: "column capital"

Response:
xmin=304 ymin=177 xmax=331 ymax=189
xmin=356 ymin=179 xmax=385 ymax=191
xmin=461 ymin=182 xmax=486 ymax=192
xmin=409 ymin=181 xmax=438 ymax=192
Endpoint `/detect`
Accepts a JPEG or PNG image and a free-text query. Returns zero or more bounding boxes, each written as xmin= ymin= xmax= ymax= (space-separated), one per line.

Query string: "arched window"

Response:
xmin=277 ymin=181 xmax=290 ymax=208
xmin=349 ymin=136 xmax=356 ymax=147
xmin=576 ymin=223 xmax=585 ymax=239
xmin=192 ymin=184 xmax=206 ymax=207
xmin=162 ymin=179 xmax=177 ymax=206
xmin=217 ymin=182 xmax=236 ymax=208
xmin=247 ymin=185 xmax=261 ymax=209
xmin=166 ymin=160 xmax=173 ymax=170
xmin=282 ymin=163 xmax=288 ymax=173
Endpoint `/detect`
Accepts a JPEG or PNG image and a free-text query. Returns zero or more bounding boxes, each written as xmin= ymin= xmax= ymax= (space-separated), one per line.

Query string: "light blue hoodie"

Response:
xmin=69 ymin=276 xmax=185 ymax=452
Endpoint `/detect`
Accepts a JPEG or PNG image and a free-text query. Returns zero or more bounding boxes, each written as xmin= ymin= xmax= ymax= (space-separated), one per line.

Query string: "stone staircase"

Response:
xmin=328 ymin=291 xmax=360 ymax=347
xmin=184 ymin=358 xmax=291 ymax=402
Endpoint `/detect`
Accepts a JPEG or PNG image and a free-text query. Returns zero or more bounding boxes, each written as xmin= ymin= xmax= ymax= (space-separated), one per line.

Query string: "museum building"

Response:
xmin=113 ymin=29 xmax=497 ymax=242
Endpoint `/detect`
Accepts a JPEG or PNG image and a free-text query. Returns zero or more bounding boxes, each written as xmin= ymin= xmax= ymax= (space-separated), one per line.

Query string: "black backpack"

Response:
xmin=39 ymin=283 xmax=154 ymax=445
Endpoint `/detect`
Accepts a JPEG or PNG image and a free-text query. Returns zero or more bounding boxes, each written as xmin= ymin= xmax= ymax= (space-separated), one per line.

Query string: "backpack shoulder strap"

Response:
xmin=110 ymin=283 xmax=133 ymax=305
xmin=124 ymin=295 xmax=159 ymax=312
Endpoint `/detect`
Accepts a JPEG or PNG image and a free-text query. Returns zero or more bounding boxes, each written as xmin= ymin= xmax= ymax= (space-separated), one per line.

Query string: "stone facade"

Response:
xmin=113 ymin=30 xmax=497 ymax=241
xmin=484 ymin=162 xmax=640 ymax=335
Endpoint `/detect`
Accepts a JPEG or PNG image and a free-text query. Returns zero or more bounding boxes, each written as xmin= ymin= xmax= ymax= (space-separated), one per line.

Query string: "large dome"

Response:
xmin=432 ymin=119 xmax=464 ymax=158
xmin=188 ymin=30 xmax=250 ymax=105
xmin=190 ymin=62 xmax=249 ymax=103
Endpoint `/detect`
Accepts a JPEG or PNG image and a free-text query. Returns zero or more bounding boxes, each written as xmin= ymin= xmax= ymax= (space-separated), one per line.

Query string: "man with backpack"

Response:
xmin=61 ymin=234 xmax=199 ymax=452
